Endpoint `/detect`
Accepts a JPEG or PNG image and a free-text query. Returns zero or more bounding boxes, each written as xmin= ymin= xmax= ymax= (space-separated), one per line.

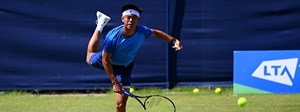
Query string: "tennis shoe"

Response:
xmin=95 ymin=11 xmax=110 ymax=31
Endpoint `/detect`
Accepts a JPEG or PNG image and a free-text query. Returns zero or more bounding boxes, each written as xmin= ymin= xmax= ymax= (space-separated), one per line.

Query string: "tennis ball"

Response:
xmin=129 ymin=88 xmax=135 ymax=93
xmin=237 ymin=97 xmax=247 ymax=107
xmin=215 ymin=88 xmax=222 ymax=94
xmin=193 ymin=88 xmax=200 ymax=93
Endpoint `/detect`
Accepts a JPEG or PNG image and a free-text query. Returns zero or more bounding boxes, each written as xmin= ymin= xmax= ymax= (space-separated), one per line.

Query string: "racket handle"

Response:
xmin=121 ymin=89 xmax=134 ymax=97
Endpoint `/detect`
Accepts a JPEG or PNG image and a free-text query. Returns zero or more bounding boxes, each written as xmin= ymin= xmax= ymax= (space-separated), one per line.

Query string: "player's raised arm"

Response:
xmin=151 ymin=29 xmax=183 ymax=51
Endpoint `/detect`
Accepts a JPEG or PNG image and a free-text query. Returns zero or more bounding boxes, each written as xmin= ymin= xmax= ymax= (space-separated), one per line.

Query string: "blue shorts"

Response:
xmin=89 ymin=52 xmax=134 ymax=87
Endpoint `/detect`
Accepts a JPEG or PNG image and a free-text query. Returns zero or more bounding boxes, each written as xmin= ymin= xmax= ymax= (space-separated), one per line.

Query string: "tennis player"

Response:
xmin=86 ymin=4 xmax=183 ymax=112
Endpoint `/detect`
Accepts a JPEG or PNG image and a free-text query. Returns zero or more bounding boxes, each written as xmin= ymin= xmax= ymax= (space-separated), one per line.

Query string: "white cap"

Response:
xmin=122 ymin=9 xmax=140 ymax=18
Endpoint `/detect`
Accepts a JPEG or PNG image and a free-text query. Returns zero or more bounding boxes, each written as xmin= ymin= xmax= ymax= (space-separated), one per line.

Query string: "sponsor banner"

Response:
xmin=234 ymin=51 xmax=300 ymax=94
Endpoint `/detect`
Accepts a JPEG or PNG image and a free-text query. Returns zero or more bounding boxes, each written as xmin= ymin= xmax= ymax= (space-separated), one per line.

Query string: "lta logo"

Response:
xmin=252 ymin=58 xmax=298 ymax=86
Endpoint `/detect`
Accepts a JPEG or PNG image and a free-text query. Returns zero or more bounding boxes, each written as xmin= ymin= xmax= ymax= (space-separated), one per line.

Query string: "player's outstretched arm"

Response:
xmin=151 ymin=29 xmax=183 ymax=51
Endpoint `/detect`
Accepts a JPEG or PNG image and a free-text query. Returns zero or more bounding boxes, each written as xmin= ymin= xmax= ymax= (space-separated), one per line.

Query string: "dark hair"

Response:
xmin=121 ymin=4 xmax=142 ymax=14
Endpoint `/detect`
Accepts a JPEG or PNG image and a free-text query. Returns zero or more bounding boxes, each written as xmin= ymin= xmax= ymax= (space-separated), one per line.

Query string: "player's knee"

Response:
xmin=85 ymin=57 xmax=90 ymax=65
xmin=86 ymin=54 xmax=92 ymax=65
xmin=116 ymin=102 xmax=126 ymax=111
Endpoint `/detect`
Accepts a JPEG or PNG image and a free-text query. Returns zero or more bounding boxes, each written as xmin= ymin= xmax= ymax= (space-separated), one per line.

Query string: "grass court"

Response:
xmin=1 ymin=87 xmax=300 ymax=112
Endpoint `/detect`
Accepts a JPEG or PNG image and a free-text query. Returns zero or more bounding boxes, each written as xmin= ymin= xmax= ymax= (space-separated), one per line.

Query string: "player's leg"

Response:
xmin=114 ymin=62 xmax=134 ymax=112
xmin=86 ymin=30 xmax=100 ymax=64
xmin=116 ymin=88 xmax=129 ymax=112
xmin=86 ymin=11 xmax=110 ymax=64
xmin=115 ymin=75 xmax=130 ymax=112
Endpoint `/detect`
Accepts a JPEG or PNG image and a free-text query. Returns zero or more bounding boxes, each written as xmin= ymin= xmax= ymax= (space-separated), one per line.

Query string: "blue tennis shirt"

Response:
xmin=102 ymin=25 xmax=152 ymax=66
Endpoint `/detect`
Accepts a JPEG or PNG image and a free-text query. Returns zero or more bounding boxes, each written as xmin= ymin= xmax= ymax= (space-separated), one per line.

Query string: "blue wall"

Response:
xmin=178 ymin=0 xmax=300 ymax=83
xmin=1 ymin=0 xmax=300 ymax=90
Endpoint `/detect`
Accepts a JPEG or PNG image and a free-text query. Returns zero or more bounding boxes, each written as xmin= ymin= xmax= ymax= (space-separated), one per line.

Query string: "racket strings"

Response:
xmin=147 ymin=97 xmax=162 ymax=108
xmin=145 ymin=96 xmax=175 ymax=112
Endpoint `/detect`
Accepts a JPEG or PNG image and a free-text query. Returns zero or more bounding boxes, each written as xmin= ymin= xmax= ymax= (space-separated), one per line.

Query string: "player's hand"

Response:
xmin=113 ymin=83 xmax=123 ymax=94
xmin=172 ymin=39 xmax=183 ymax=51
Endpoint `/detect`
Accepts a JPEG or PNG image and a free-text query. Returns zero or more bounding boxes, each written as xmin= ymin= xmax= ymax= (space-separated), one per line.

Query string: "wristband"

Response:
xmin=170 ymin=37 xmax=176 ymax=44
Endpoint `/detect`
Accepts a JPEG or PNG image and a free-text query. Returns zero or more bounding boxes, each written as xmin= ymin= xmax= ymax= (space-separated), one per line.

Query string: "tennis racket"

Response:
xmin=122 ymin=89 xmax=176 ymax=112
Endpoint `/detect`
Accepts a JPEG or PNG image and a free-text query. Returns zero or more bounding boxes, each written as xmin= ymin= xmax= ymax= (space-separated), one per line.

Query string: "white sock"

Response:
xmin=96 ymin=25 xmax=104 ymax=32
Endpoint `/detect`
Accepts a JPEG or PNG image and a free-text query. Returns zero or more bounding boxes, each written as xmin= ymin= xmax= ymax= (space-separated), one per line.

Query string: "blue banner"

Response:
xmin=234 ymin=51 xmax=300 ymax=94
